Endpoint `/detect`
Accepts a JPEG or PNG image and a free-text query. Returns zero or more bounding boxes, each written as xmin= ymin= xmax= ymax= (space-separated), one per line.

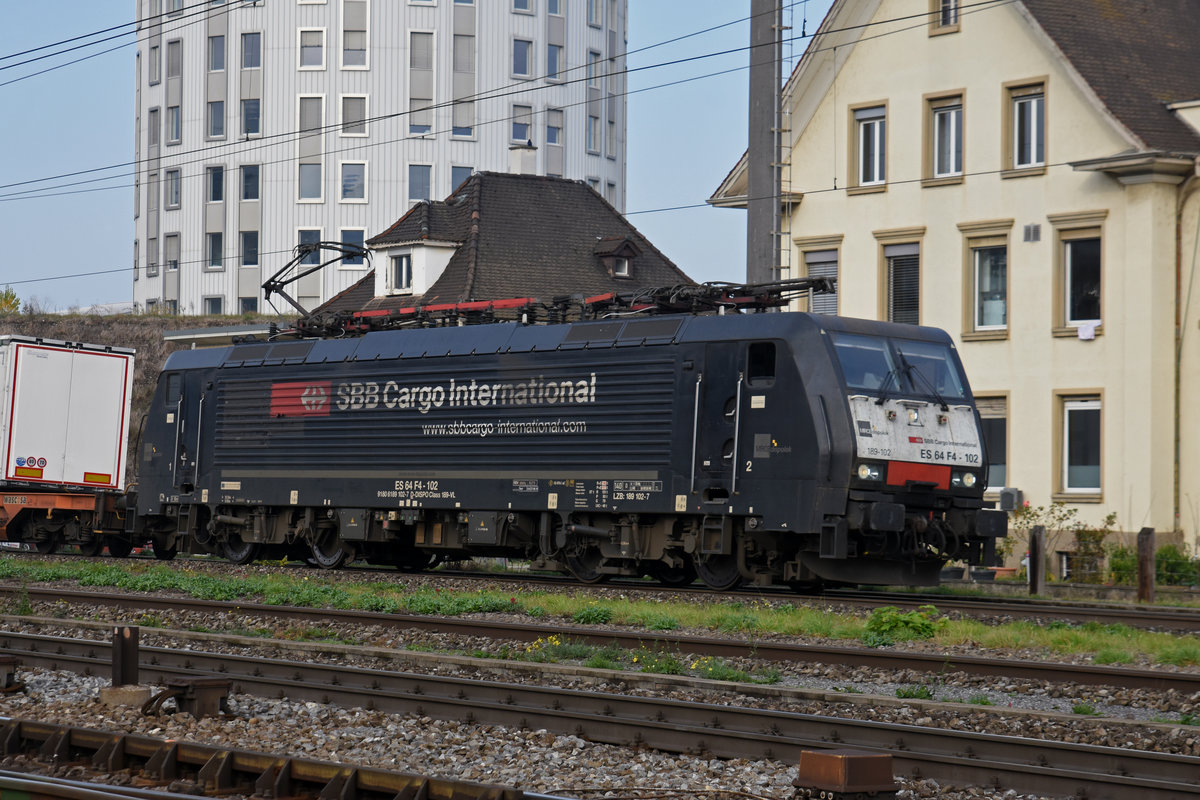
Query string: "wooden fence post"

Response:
xmin=1028 ymin=526 xmax=1046 ymax=596
xmin=1137 ymin=527 xmax=1156 ymax=604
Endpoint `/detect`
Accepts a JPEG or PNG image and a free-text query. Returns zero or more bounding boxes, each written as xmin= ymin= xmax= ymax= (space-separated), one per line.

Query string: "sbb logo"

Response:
xmin=270 ymin=381 xmax=332 ymax=417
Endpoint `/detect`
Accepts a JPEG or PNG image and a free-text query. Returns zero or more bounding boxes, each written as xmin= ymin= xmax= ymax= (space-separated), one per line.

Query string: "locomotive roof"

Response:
xmin=161 ymin=312 xmax=955 ymax=372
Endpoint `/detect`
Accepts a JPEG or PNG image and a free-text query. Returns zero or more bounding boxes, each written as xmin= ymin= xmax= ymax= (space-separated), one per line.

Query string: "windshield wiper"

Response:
xmin=896 ymin=349 xmax=948 ymax=411
xmin=874 ymin=367 xmax=900 ymax=406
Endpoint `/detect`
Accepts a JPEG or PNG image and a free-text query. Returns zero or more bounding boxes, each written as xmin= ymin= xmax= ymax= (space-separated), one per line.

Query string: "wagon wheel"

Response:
xmin=694 ymin=553 xmax=743 ymax=590
xmin=77 ymin=537 xmax=105 ymax=558
xmin=33 ymin=536 xmax=60 ymax=555
xmin=645 ymin=557 xmax=697 ymax=588
xmin=394 ymin=548 xmax=438 ymax=573
xmin=309 ymin=527 xmax=351 ymax=569
xmin=564 ymin=545 xmax=609 ymax=584
xmin=152 ymin=534 xmax=178 ymax=561
xmin=222 ymin=532 xmax=260 ymax=565
xmin=105 ymin=537 xmax=133 ymax=558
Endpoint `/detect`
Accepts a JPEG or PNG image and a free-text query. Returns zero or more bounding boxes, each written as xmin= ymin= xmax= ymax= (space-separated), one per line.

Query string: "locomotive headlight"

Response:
xmin=906 ymin=408 xmax=920 ymax=423
xmin=951 ymin=471 xmax=978 ymax=488
xmin=856 ymin=463 xmax=883 ymax=482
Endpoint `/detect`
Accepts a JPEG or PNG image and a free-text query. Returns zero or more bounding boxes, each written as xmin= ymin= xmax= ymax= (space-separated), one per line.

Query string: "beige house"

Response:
xmin=712 ymin=0 xmax=1200 ymax=563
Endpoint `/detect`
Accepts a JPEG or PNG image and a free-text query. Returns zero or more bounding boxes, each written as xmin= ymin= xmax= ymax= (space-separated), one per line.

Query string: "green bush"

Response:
xmin=863 ymin=605 xmax=944 ymax=642
xmin=1156 ymin=544 xmax=1199 ymax=586
xmin=572 ymin=604 xmax=613 ymax=625
xmin=896 ymin=685 xmax=935 ymax=700
xmin=1106 ymin=545 xmax=1137 ymax=585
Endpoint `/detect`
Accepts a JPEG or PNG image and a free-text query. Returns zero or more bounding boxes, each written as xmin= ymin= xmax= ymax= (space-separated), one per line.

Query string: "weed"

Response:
xmin=137 ymin=614 xmax=165 ymax=628
xmin=864 ymin=605 xmax=945 ymax=642
xmin=833 ymin=686 xmax=863 ymax=694
xmin=753 ymin=668 xmax=783 ymax=685
xmin=860 ymin=631 xmax=895 ymax=648
xmin=965 ymin=694 xmax=994 ymax=706
xmin=1092 ymin=647 xmax=1133 ymax=665
xmin=632 ymin=648 xmax=684 ymax=675
xmin=1181 ymin=713 xmax=1199 ymax=726
xmin=521 ymin=635 xmax=595 ymax=663
xmin=896 ymin=685 xmax=935 ymax=700
xmin=8 ymin=582 xmax=33 ymax=616
xmin=1071 ymin=702 xmax=1102 ymax=716
xmin=712 ymin=611 xmax=760 ymax=633
xmin=689 ymin=656 xmax=752 ymax=683
xmin=633 ymin=612 xmax=680 ymax=631
xmin=525 ymin=606 xmax=547 ymax=619
xmin=572 ymin=604 xmax=613 ymax=625
xmin=1155 ymin=640 xmax=1200 ymax=667
xmin=584 ymin=653 xmax=623 ymax=670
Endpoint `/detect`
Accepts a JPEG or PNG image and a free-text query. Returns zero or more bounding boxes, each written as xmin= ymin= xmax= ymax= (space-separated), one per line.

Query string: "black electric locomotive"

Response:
xmin=131 ymin=293 xmax=1006 ymax=588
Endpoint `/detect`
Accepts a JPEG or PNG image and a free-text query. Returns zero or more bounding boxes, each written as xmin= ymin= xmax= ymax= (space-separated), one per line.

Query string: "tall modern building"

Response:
xmin=133 ymin=0 xmax=627 ymax=314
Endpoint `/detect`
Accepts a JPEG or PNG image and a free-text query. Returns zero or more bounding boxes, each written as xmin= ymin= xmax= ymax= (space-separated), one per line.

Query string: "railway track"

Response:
xmin=2 ymin=631 xmax=1198 ymax=800
xmin=2 ymin=586 xmax=1196 ymax=694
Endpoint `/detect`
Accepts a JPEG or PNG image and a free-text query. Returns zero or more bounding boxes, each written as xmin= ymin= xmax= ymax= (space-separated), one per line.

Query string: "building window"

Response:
xmin=606 ymin=117 xmax=616 ymax=158
xmin=548 ymin=0 xmax=561 ymax=14
xmin=547 ymin=44 xmax=563 ymax=81
xmin=240 ymin=297 xmax=258 ymax=314
xmin=207 ymin=166 xmax=224 ymax=202
xmin=166 ymin=39 xmax=181 ymax=78
xmin=613 ymin=256 xmax=629 ymax=277
xmin=512 ymin=38 xmax=532 ymax=77
xmin=147 ymin=237 xmax=159 ymax=277
xmin=1006 ymin=82 xmax=1045 ymax=171
xmin=930 ymin=0 xmax=959 ymax=32
xmin=587 ymin=50 xmax=600 ymax=87
xmin=803 ymin=250 xmax=838 ymax=315
xmin=342 ymin=0 xmax=367 ymax=70
xmin=513 ymin=0 xmax=531 ymax=11
xmin=300 ymin=29 xmax=325 ymax=69
xmin=512 ymin=104 xmax=532 ymax=142
xmin=452 ymin=104 xmax=473 ymax=137
xmin=885 ymin=244 xmax=919 ymax=324
xmin=587 ymin=115 xmax=599 ymax=153
xmin=1063 ymin=236 xmax=1102 ymax=326
xmin=972 ymin=245 xmax=1007 ymax=330
xmin=164 ymin=300 xmax=178 ymax=315
xmin=299 ymin=163 xmax=323 ymax=200
xmin=166 ymin=105 xmax=181 ymax=143
xmin=409 ymin=98 xmax=432 ymax=135
xmin=1062 ymin=397 xmax=1101 ymax=493
xmin=164 ymin=233 xmax=180 ymax=272
xmin=391 ymin=253 xmax=413 ymax=293
xmin=167 ymin=0 xmax=183 ymax=14
xmin=976 ymin=396 xmax=1007 ymax=490
xmin=854 ymin=105 xmax=886 ymax=187
xmin=242 ymin=32 xmax=261 ymax=69
xmin=940 ymin=0 xmax=958 ymax=25
xmin=341 ymin=95 xmax=367 ymax=135
xmin=208 ymin=35 xmax=225 ymax=71
xmin=149 ymin=46 xmax=161 ymax=84
xmin=241 ymin=164 xmax=260 ymax=200
xmin=930 ymin=96 xmax=962 ymax=178
xmin=299 ymin=96 xmax=323 ymax=132
xmin=546 ymin=108 xmax=562 ymax=144
xmin=133 ymin=240 xmax=139 ymax=281
xmin=410 ymin=31 xmax=433 ymax=70
xmin=204 ymin=296 xmax=224 ymax=315
xmin=147 ymin=108 xmax=160 ymax=147
xmin=409 ymin=164 xmax=431 ymax=202
xmin=207 ymin=232 xmax=224 ymax=270
xmin=299 ymin=229 xmax=321 ymax=265
xmin=340 ymin=229 xmax=366 ymax=266
xmin=451 ymin=165 xmax=473 ymax=190
xmin=340 ymin=162 xmax=366 ymax=201
xmin=240 ymin=231 xmax=258 ymax=266
xmin=453 ymin=34 xmax=475 ymax=73
xmin=242 ymin=99 xmax=261 ymax=136
xmin=147 ymin=172 xmax=158 ymax=212
xmin=164 ymin=169 xmax=181 ymax=209
xmin=587 ymin=0 xmax=601 ymax=26
xmin=207 ymin=100 xmax=225 ymax=138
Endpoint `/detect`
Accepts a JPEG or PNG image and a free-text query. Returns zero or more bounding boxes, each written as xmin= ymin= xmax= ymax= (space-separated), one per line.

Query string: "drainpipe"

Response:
xmin=1175 ymin=161 xmax=1200 ymax=540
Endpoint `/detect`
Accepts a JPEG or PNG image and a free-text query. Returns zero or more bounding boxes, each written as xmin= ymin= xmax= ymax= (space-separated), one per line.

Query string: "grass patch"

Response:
xmin=896 ymin=685 xmax=935 ymax=700
xmin=1071 ymin=702 xmax=1103 ymax=716
xmin=572 ymin=604 xmax=613 ymax=625
xmin=965 ymin=694 xmax=994 ymax=705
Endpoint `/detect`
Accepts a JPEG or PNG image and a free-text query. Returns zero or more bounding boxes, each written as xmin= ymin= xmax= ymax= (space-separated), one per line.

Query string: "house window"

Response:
xmin=548 ymin=0 xmax=561 ymax=13
xmin=976 ymin=396 xmax=1007 ymax=489
xmin=166 ymin=39 xmax=181 ymax=78
xmin=241 ymin=32 xmax=261 ymax=69
xmin=546 ymin=108 xmax=562 ymax=144
xmin=342 ymin=95 xmax=367 ymax=135
xmin=453 ymin=34 xmax=475 ymax=73
xmin=340 ymin=229 xmax=366 ymax=266
xmin=885 ymin=244 xmax=919 ymax=324
xmin=240 ymin=231 xmax=258 ymax=266
xmin=1064 ymin=237 xmax=1101 ymax=326
xmin=242 ymin=99 xmax=261 ymax=136
xmin=587 ymin=50 xmax=600 ymax=86
xmin=300 ymin=30 xmax=325 ymax=69
xmin=148 ymin=108 xmax=160 ymax=146
xmin=803 ymin=249 xmax=838 ymax=315
xmin=940 ymin=0 xmax=958 ymax=25
xmin=166 ymin=105 xmax=181 ymax=143
xmin=147 ymin=172 xmax=159 ymax=212
xmin=587 ymin=115 xmax=599 ymax=153
xmin=149 ymin=46 xmax=161 ymax=84
xmin=512 ymin=38 xmax=532 ymax=77
xmin=512 ymin=104 xmax=532 ymax=142
xmin=164 ymin=169 xmax=181 ymax=208
xmin=207 ymin=232 xmax=224 ymax=270
xmin=204 ymin=296 xmax=224 ymax=315
xmin=605 ymin=181 xmax=616 ymax=204
xmin=607 ymin=117 xmax=616 ymax=158
xmin=513 ymin=0 xmax=531 ymax=11
xmin=207 ymin=166 xmax=224 ymax=202
xmin=299 ymin=163 xmax=322 ymax=200
xmin=587 ymin=0 xmax=601 ymax=26
xmin=931 ymin=98 xmax=962 ymax=178
xmin=299 ymin=96 xmax=323 ymax=132
xmin=299 ymin=229 xmax=321 ymax=265
xmin=208 ymin=35 xmax=225 ymax=71
xmin=240 ymin=297 xmax=258 ymax=313
xmin=409 ymin=98 xmax=432 ymax=135
xmin=931 ymin=0 xmax=959 ymax=31
xmin=164 ymin=233 xmax=180 ymax=272
xmin=342 ymin=0 xmax=367 ymax=69
xmin=242 ymin=165 xmax=260 ymax=200
xmin=1007 ymin=82 xmax=1045 ymax=170
xmin=207 ymin=100 xmax=225 ymax=138
xmin=1062 ymin=397 xmax=1101 ymax=493
xmin=341 ymin=162 xmax=366 ymax=201
xmin=613 ymin=256 xmax=629 ymax=277
xmin=452 ymin=103 xmax=474 ymax=137
xmin=410 ymin=31 xmax=433 ymax=70
xmin=133 ymin=240 xmax=139 ymax=281
xmin=391 ymin=253 xmax=413 ymax=293
xmin=972 ymin=245 xmax=1007 ymax=330
xmin=854 ymin=106 xmax=886 ymax=187
xmin=451 ymin=165 xmax=472 ymax=190
xmin=164 ymin=300 xmax=178 ymax=315
xmin=409 ymin=164 xmax=431 ymax=202
xmin=147 ymin=237 xmax=159 ymax=277
xmin=547 ymin=44 xmax=563 ymax=81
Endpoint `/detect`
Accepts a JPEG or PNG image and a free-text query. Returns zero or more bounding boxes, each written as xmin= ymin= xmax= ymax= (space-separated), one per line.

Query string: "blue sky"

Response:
xmin=0 ymin=1 xmax=831 ymax=311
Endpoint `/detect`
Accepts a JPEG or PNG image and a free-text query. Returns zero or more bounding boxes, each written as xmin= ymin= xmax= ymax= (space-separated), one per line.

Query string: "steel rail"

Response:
xmin=1 ymin=632 xmax=1198 ymax=800
xmin=2 ymin=586 xmax=1196 ymax=694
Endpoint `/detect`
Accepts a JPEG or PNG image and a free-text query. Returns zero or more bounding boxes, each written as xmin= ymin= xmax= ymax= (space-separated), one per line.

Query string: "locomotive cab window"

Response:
xmin=165 ymin=373 xmax=182 ymax=402
xmin=892 ymin=340 xmax=967 ymax=400
xmin=747 ymin=342 xmax=776 ymax=385
xmin=831 ymin=333 xmax=894 ymax=391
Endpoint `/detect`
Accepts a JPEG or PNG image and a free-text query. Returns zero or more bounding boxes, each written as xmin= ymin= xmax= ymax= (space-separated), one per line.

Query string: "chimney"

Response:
xmin=508 ymin=140 xmax=538 ymax=175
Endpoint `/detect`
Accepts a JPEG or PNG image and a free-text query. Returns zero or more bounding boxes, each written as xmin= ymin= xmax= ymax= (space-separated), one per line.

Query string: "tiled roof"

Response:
xmin=1023 ymin=0 xmax=1200 ymax=153
xmin=319 ymin=172 xmax=692 ymax=314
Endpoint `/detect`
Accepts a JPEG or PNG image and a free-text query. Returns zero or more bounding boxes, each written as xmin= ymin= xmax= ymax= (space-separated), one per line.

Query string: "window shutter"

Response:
xmin=887 ymin=253 xmax=920 ymax=324
xmin=410 ymin=32 xmax=433 ymax=70
xmin=452 ymin=100 xmax=474 ymax=129
xmin=804 ymin=250 xmax=838 ymax=315
xmin=453 ymin=35 xmax=474 ymax=72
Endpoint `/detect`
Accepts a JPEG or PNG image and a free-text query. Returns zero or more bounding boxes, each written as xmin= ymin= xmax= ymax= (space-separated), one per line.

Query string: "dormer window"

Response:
xmin=594 ymin=235 xmax=641 ymax=279
xmin=613 ymin=257 xmax=630 ymax=277
xmin=390 ymin=253 xmax=413 ymax=294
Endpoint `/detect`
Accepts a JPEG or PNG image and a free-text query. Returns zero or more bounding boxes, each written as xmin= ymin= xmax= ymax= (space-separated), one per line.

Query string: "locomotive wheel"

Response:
xmin=152 ymin=535 xmax=178 ymax=561
xmin=646 ymin=558 xmax=697 ymax=588
xmin=105 ymin=537 xmax=133 ymax=558
xmin=694 ymin=554 xmax=743 ymax=590
xmin=309 ymin=529 xmax=351 ymax=569
xmin=565 ymin=547 xmax=609 ymax=584
xmin=222 ymin=533 xmax=260 ymax=565
xmin=77 ymin=537 xmax=105 ymax=557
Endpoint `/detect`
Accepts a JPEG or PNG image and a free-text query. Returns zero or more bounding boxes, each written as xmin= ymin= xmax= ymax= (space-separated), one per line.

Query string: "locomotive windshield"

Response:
xmin=831 ymin=332 xmax=967 ymax=400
